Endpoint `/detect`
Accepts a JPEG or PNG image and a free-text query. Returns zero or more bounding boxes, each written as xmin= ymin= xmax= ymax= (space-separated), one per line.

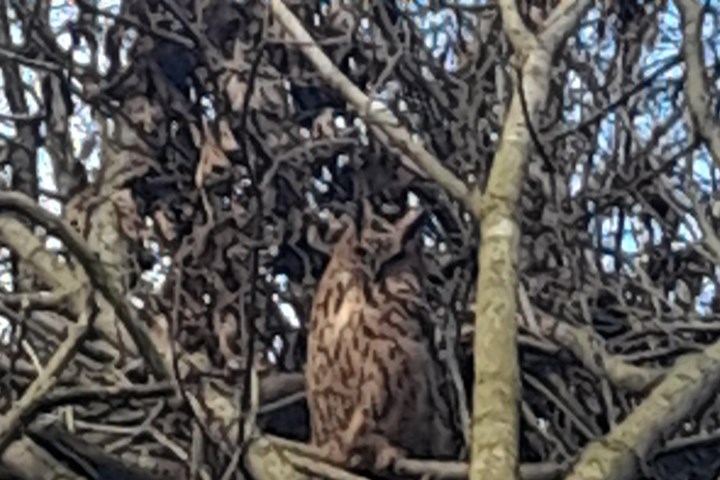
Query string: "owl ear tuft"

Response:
xmin=307 ymin=211 xmax=354 ymax=255
xmin=327 ymin=212 xmax=356 ymax=244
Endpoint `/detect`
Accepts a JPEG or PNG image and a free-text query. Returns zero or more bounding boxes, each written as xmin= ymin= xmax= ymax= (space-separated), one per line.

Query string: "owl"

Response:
xmin=306 ymin=200 xmax=460 ymax=473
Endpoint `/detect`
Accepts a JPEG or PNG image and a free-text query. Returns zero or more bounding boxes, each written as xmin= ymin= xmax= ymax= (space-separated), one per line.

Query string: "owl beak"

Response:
xmin=359 ymin=260 xmax=378 ymax=281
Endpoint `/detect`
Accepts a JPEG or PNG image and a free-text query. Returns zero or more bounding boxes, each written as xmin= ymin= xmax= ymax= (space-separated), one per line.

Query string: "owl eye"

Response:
xmin=354 ymin=245 xmax=369 ymax=258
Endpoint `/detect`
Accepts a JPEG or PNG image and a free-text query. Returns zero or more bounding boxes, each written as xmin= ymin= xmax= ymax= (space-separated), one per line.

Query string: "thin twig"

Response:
xmin=269 ymin=0 xmax=476 ymax=217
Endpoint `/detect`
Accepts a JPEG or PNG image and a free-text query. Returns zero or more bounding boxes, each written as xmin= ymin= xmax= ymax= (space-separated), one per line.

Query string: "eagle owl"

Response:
xmin=306 ymin=200 xmax=459 ymax=473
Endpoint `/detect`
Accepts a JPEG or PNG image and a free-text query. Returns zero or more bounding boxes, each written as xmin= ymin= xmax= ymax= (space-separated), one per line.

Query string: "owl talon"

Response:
xmin=322 ymin=442 xmax=345 ymax=466
xmin=374 ymin=445 xmax=404 ymax=471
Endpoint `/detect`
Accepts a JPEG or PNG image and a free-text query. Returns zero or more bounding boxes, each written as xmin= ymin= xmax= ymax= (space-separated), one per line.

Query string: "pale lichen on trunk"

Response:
xmin=468 ymin=2 xmax=592 ymax=478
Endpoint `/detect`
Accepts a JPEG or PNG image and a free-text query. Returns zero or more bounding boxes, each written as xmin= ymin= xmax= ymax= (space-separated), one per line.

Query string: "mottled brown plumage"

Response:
xmin=306 ymin=200 xmax=459 ymax=473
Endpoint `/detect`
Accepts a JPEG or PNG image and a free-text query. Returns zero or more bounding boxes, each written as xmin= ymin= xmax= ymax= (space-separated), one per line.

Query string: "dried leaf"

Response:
xmin=218 ymin=118 xmax=240 ymax=151
xmin=64 ymin=189 xmax=95 ymax=237
xmin=225 ymin=73 xmax=249 ymax=111
xmin=110 ymin=189 xmax=144 ymax=240
xmin=195 ymin=134 xmax=231 ymax=189
xmin=311 ymin=108 xmax=336 ymax=139
xmin=154 ymin=209 xmax=177 ymax=242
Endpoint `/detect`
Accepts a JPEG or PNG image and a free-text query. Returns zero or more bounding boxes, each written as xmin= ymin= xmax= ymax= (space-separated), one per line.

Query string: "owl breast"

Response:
xmin=306 ymin=258 xmax=458 ymax=471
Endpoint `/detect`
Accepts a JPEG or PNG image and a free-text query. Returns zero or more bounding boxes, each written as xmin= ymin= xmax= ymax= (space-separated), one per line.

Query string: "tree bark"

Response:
xmin=468 ymin=2 xmax=593 ymax=478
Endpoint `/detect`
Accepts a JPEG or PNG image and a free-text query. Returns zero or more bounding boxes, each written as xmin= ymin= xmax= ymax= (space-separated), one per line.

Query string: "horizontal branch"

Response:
xmin=267 ymin=435 xmax=564 ymax=480
xmin=40 ymin=382 xmax=175 ymax=408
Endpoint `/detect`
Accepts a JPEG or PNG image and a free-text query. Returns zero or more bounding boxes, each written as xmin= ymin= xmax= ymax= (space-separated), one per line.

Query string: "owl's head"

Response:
xmin=333 ymin=199 xmax=426 ymax=279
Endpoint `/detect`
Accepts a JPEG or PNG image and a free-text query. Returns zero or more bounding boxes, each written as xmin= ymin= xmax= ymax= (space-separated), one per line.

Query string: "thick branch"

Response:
xmin=469 ymin=3 xmax=594 ymax=477
xmin=245 ymin=436 xmax=312 ymax=480
xmin=2 ymin=436 xmax=85 ymax=480
xmin=268 ymin=435 xmax=565 ymax=480
xmin=469 ymin=50 xmax=555 ymax=480
xmin=566 ymin=338 xmax=720 ymax=480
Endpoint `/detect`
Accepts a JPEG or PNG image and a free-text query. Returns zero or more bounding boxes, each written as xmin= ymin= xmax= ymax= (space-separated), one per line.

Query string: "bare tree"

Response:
xmin=1 ymin=1 xmax=720 ymax=480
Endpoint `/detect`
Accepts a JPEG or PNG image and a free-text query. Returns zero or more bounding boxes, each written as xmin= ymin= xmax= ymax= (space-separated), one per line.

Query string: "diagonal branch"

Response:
xmin=676 ymin=0 xmax=720 ymax=166
xmin=539 ymin=0 xmax=595 ymax=53
xmin=268 ymin=0 xmax=475 ymax=216
xmin=0 ymin=304 xmax=93 ymax=453
xmin=565 ymin=337 xmax=720 ymax=480
xmin=0 ymin=191 xmax=170 ymax=380
xmin=497 ymin=0 xmax=538 ymax=54
xmin=2 ymin=436 xmax=86 ymax=480
xmin=517 ymin=285 xmax=665 ymax=392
